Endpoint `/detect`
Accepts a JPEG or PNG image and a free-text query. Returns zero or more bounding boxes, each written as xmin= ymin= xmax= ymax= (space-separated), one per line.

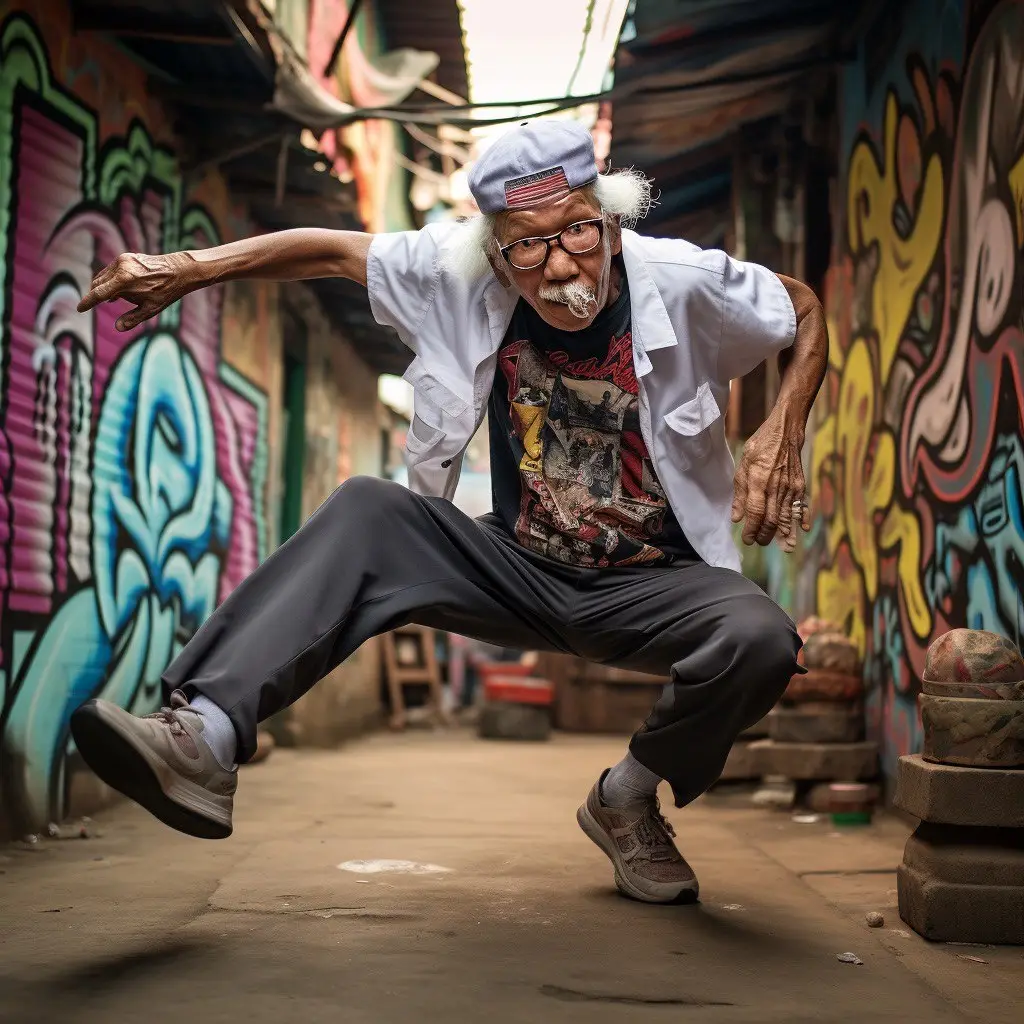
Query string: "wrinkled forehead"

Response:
xmin=497 ymin=189 xmax=602 ymax=244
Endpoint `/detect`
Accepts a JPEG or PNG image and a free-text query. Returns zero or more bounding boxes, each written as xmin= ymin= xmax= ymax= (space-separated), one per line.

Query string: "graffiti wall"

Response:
xmin=810 ymin=0 xmax=1024 ymax=781
xmin=0 ymin=8 xmax=272 ymax=831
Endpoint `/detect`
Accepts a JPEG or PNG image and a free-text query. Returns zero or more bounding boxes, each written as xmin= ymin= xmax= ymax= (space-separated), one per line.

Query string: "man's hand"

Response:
xmin=731 ymin=410 xmax=808 ymax=550
xmin=78 ymin=251 xmax=202 ymax=332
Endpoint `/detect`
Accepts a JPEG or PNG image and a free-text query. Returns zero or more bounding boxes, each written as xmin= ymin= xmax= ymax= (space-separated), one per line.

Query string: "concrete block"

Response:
xmin=801 ymin=632 xmax=861 ymax=674
xmin=898 ymin=822 xmax=1024 ymax=944
xmin=920 ymin=694 xmax=1024 ymax=768
xmin=893 ymin=754 xmax=1024 ymax=827
xmin=783 ymin=669 xmax=864 ymax=703
xmin=768 ymin=703 xmax=864 ymax=743
xmin=903 ymin=822 xmax=1024 ymax=884
xmin=748 ymin=740 xmax=878 ymax=780
xmin=478 ymin=702 xmax=551 ymax=742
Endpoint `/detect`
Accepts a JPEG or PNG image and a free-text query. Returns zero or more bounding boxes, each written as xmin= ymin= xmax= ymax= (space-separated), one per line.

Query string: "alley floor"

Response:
xmin=2 ymin=730 xmax=1022 ymax=1024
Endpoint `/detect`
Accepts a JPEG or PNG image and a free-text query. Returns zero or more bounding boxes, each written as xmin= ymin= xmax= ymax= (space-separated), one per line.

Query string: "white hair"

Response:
xmin=440 ymin=167 xmax=654 ymax=280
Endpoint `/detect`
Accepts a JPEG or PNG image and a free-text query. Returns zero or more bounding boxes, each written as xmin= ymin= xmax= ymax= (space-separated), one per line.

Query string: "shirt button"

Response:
xmin=441 ymin=459 xmax=452 ymax=468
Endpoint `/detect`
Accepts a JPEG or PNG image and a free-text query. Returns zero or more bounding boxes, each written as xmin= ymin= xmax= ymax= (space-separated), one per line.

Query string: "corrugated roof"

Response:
xmin=611 ymin=0 xmax=851 ymax=234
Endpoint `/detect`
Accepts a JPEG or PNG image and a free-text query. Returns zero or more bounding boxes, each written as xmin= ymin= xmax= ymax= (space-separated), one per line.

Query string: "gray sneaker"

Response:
xmin=70 ymin=691 xmax=236 ymax=839
xmin=577 ymin=771 xmax=699 ymax=904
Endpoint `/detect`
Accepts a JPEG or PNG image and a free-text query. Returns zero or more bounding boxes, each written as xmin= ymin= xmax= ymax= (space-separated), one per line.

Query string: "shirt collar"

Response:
xmin=621 ymin=230 xmax=678 ymax=355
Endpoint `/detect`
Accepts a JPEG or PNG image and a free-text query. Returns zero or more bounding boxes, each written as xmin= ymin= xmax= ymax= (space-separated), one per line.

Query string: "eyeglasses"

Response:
xmin=498 ymin=218 xmax=605 ymax=270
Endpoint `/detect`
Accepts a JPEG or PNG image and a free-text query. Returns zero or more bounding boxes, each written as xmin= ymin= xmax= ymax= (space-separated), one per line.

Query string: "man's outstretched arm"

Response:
xmin=730 ymin=274 xmax=828 ymax=549
xmin=77 ymin=228 xmax=373 ymax=332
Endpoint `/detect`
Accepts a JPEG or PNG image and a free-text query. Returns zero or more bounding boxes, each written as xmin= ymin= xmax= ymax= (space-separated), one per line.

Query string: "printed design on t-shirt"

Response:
xmin=498 ymin=330 xmax=671 ymax=567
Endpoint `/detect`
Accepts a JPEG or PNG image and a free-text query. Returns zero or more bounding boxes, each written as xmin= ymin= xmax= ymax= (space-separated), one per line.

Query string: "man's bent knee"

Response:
xmin=327 ymin=475 xmax=413 ymax=516
xmin=726 ymin=594 xmax=801 ymax=684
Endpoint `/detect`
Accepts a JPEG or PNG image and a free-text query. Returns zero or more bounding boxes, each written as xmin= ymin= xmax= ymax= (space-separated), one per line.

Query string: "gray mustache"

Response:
xmin=538 ymin=281 xmax=597 ymax=318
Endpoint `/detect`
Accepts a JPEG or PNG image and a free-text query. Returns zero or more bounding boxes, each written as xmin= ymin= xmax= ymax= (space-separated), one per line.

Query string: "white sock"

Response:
xmin=600 ymin=752 xmax=662 ymax=807
xmin=189 ymin=695 xmax=238 ymax=769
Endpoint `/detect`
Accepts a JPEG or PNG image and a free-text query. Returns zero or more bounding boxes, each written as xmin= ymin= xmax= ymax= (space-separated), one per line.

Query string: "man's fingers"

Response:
xmin=760 ymin=471 xmax=787 ymax=546
xmin=77 ymin=275 xmax=124 ymax=313
xmin=731 ymin=463 xmax=748 ymax=524
xmin=777 ymin=488 xmax=795 ymax=537
xmin=114 ymin=305 xmax=153 ymax=332
xmin=741 ymin=475 xmax=768 ymax=545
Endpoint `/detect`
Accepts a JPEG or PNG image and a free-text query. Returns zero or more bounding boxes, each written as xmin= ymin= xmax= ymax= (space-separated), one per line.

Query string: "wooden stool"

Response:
xmin=381 ymin=625 xmax=450 ymax=731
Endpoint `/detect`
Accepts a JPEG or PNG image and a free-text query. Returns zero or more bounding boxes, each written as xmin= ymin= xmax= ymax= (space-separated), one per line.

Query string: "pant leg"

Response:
xmin=163 ymin=477 xmax=575 ymax=760
xmin=567 ymin=561 xmax=803 ymax=808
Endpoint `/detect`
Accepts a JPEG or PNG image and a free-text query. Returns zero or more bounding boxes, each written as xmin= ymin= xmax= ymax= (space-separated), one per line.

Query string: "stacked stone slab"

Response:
xmin=895 ymin=628 xmax=1024 ymax=944
xmin=751 ymin=623 xmax=878 ymax=782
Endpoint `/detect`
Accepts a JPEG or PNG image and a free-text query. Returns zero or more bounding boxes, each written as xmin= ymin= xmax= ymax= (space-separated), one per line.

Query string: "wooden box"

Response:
xmin=537 ymin=653 xmax=665 ymax=734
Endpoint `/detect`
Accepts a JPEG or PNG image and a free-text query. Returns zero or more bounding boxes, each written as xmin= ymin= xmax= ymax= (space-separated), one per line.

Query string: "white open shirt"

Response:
xmin=367 ymin=224 xmax=797 ymax=571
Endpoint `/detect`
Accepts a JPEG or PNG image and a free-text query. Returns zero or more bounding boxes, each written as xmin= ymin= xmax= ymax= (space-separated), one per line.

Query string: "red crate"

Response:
xmin=478 ymin=661 xmax=534 ymax=680
xmin=483 ymin=675 xmax=554 ymax=707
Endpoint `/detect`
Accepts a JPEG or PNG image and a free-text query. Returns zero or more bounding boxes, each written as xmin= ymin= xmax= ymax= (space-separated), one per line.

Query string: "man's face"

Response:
xmin=492 ymin=191 xmax=622 ymax=332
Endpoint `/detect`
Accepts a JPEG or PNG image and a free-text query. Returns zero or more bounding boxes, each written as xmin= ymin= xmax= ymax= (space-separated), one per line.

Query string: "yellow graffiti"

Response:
xmin=879 ymin=502 xmax=931 ymax=639
xmin=847 ymin=92 xmax=945 ymax=378
xmin=813 ymin=335 xmax=932 ymax=653
xmin=816 ymin=556 xmax=868 ymax=656
xmin=811 ymin=77 xmax=953 ymax=660
xmin=1010 ymin=149 xmax=1024 ymax=246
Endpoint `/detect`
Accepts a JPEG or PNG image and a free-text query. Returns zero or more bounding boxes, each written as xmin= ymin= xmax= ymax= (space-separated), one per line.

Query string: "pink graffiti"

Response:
xmin=0 ymin=104 xmax=262 ymax=643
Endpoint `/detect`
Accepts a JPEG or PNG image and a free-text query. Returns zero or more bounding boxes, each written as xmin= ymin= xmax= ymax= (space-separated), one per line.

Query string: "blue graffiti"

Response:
xmin=2 ymin=333 xmax=230 ymax=826
xmin=927 ymin=433 xmax=1024 ymax=639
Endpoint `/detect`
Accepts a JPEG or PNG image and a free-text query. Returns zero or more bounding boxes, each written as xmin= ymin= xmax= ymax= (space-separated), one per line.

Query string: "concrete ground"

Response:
xmin=2 ymin=730 xmax=1022 ymax=1024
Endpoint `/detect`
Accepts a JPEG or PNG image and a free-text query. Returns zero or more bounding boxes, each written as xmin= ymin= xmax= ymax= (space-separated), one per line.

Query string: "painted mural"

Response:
xmin=0 ymin=13 xmax=269 ymax=830
xmin=810 ymin=0 xmax=1024 ymax=780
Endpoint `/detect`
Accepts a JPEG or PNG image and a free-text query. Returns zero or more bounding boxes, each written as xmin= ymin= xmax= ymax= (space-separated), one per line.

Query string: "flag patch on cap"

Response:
xmin=504 ymin=166 xmax=570 ymax=209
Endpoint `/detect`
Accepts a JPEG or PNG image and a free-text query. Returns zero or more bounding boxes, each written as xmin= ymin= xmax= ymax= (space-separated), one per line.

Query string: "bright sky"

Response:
xmin=457 ymin=0 xmax=628 ymax=111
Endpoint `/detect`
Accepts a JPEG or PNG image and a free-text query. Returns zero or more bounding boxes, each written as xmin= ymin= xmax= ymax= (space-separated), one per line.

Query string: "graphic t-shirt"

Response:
xmin=488 ymin=279 xmax=698 ymax=567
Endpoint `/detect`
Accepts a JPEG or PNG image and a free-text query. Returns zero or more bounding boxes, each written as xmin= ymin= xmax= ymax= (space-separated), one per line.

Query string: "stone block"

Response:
xmin=783 ymin=669 xmax=864 ymax=703
xmin=893 ymin=754 xmax=1024 ymax=827
xmin=768 ymin=703 xmax=864 ymax=743
xmin=924 ymin=628 xmax=1024 ymax=686
xmin=748 ymin=740 xmax=878 ymax=780
xmin=920 ymin=694 xmax=1024 ymax=768
xmin=478 ymin=702 xmax=551 ymax=742
xmin=897 ymin=822 xmax=1024 ymax=944
xmin=801 ymin=632 xmax=861 ymax=674
xmin=717 ymin=740 xmax=760 ymax=780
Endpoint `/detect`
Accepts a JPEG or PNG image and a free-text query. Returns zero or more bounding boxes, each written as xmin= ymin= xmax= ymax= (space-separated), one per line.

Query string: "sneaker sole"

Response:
xmin=577 ymin=802 xmax=699 ymax=905
xmin=70 ymin=701 xmax=231 ymax=840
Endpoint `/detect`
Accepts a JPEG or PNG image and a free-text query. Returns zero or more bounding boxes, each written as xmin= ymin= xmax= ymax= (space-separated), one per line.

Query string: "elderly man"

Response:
xmin=71 ymin=121 xmax=826 ymax=905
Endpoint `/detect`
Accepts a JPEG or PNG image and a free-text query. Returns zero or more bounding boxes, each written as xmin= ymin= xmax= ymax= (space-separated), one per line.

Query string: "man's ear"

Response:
xmin=607 ymin=215 xmax=623 ymax=256
xmin=485 ymin=239 xmax=512 ymax=288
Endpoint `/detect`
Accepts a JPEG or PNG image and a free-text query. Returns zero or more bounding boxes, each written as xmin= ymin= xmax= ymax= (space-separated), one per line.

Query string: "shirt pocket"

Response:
xmin=402 ymin=358 xmax=471 ymax=457
xmin=662 ymin=381 xmax=722 ymax=467
xmin=405 ymin=413 xmax=445 ymax=455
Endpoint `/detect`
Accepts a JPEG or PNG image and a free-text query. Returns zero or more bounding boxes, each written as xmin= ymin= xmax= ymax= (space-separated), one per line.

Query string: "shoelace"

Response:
xmin=143 ymin=694 xmax=193 ymax=737
xmin=633 ymin=802 xmax=678 ymax=861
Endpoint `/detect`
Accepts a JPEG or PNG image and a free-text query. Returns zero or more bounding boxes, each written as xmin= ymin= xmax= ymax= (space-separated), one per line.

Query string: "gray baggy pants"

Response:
xmin=164 ymin=477 xmax=803 ymax=807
